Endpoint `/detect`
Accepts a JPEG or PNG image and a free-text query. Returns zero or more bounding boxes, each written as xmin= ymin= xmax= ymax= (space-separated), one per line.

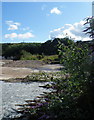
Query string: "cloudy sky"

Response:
xmin=2 ymin=2 xmax=92 ymax=43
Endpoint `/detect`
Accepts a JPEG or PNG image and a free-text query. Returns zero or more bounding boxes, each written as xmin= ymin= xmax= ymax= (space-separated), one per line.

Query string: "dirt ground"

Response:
xmin=2 ymin=60 xmax=45 ymax=68
xmin=0 ymin=60 xmax=63 ymax=80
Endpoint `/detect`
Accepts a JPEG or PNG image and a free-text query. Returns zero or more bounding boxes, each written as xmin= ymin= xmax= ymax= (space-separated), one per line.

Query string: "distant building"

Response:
xmin=92 ymin=1 xmax=94 ymax=16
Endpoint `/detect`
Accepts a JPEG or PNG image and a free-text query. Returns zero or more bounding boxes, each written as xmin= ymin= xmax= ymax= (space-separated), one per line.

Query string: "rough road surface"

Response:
xmin=0 ymin=60 xmax=63 ymax=80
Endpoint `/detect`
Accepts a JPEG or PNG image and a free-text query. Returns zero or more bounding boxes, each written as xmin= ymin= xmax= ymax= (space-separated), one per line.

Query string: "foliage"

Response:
xmin=5 ymin=39 xmax=94 ymax=120
xmin=20 ymin=50 xmax=41 ymax=60
xmin=41 ymin=55 xmax=59 ymax=63
xmin=2 ymin=37 xmax=75 ymax=60
xmin=18 ymin=50 xmax=59 ymax=62
xmin=2 ymin=17 xmax=94 ymax=120
xmin=3 ymin=71 xmax=65 ymax=83
xmin=23 ymin=71 xmax=65 ymax=82
xmin=3 ymin=36 xmax=94 ymax=120
xmin=59 ymin=41 xmax=89 ymax=74
xmin=83 ymin=16 xmax=94 ymax=39
xmin=40 ymin=39 xmax=58 ymax=55
xmin=2 ymin=43 xmax=41 ymax=59
xmin=57 ymin=39 xmax=94 ymax=119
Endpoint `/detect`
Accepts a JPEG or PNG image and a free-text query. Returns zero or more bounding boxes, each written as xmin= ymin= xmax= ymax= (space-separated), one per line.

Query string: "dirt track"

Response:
xmin=0 ymin=60 xmax=63 ymax=80
xmin=2 ymin=60 xmax=45 ymax=68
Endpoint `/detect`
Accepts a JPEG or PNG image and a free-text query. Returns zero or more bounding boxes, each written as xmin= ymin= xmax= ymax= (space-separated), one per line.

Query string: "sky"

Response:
xmin=2 ymin=2 xmax=92 ymax=43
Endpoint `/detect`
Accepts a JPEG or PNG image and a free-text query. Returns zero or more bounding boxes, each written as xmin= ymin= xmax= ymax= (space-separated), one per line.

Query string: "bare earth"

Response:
xmin=0 ymin=60 xmax=63 ymax=80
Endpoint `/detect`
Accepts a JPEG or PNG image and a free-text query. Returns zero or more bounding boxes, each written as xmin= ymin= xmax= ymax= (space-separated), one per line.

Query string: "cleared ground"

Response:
xmin=0 ymin=60 xmax=63 ymax=80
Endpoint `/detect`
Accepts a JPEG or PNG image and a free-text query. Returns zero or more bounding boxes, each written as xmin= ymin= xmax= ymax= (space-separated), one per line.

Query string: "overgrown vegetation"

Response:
xmin=8 ymin=40 xmax=93 ymax=120
xmin=2 ymin=43 xmax=41 ymax=60
xmin=2 ymin=17 xmax=94 ymax=120
xmin=3 ymin=71 xmax=65 ymax=83
xmin=2 ymin=38 xmax=81 ymax=61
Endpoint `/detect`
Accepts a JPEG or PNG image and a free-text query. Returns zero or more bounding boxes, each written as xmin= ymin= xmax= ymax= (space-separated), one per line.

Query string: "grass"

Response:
xmin=3 ymin=71 xmax=66 ymax=83
xmin=20 ymin=50 xmax=59 ymax=63
xmin=41 ymin=55 xmax=59 ymax=64
xmin=25 ymin=71 xmax=66 ymax=82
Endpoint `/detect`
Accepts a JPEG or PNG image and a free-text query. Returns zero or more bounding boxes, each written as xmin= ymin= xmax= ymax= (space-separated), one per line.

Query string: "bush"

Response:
xmin=20 ymin=50 xmax=42 ymax=60
xmin=41 ymin=55 xmax=59 ymax=63
xmin=16 ymin=40 xmax=94 ymax=120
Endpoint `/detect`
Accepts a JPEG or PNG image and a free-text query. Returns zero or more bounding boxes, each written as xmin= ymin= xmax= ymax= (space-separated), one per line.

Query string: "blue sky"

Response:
xmin=2 ymin=2 xmax=92 ymax=43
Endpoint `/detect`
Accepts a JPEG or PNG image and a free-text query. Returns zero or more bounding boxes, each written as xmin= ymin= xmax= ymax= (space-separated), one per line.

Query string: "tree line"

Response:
xmin=2 ymin=37 xmax=91 ymax=60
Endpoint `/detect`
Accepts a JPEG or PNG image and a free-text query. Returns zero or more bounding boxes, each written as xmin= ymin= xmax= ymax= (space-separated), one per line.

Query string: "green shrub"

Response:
xmin=19 ymin=41 xmax=94 ymax=120
xmin=20 ymin=50 xmax=40 ymax=60
xmin=41 ymin=55 xmax=59 ymax=63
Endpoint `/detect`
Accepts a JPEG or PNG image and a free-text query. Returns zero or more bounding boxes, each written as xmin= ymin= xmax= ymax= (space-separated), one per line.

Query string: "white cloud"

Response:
xmin=50 ymin=7 xmax=62 ymax=15
xmin=8 ymin=25 xmax=18 ymax=30
xmin=49 ymin=20 xmax=92 ymax=41
xmin=18 ymin=32 xmax=34 ymax=39
xmin=6 ymin=21 xmax=21 ymax=30
xmin=5 ymin=33 xmax=17 ymax=39
xmin=5 ymin=32 xmax=35 ymax=40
